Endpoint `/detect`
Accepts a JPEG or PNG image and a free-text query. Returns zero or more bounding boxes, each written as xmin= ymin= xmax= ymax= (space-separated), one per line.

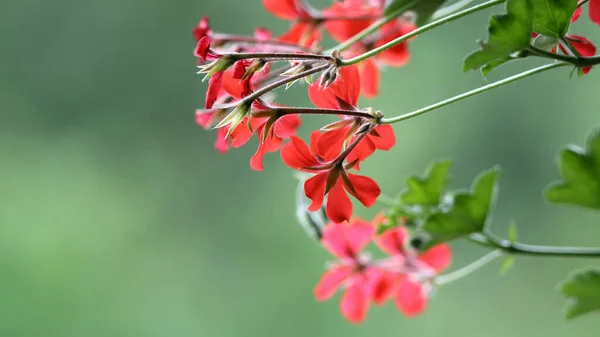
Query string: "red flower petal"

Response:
xmin=254 ymin=27 xmax=272 ymax=41
xmin=214 ymin=127 xmax=230 ymax=154
xmin=305 ymin=172 xmax=329 ymax=211
xmin=590 ymin=0 xmax=600 ymax=26
xmin=567 ymin=34 xmax=597 ymax=74
xmin=192 ymin=17 xmax=212 ymax=41
xmin=376 ymin=226 xmax=408 ymax=256
xmin=322 ymin=222 xmax=349 ymax=257
xmin=278 ymin=23 xmax=321 ymax=48
xmin=359 ymin=59 xmax=380 ymax=98
xmin=419 ymin=244 xmax=452 ymax=273
xmin=273 ymin=114 xmax=301 ymax=139
xmin=308 ymin=65 xmax=361 ymax=109
xmin=280 ymin=136 xmax=320 ymax=170
xmin=327 ymin=178 xmax=353 ymax=223
xmin=370 ymin=124 xmax=396 ymax=150
xmin=572 ymin=6 xmax=582 ymax=22
xmin=229 ymin=120 xmax=254 ymax=148
xmin=323 ymin=2 xmax=378 ymax=43
xmin=345 ymin=219 xmax=375 ymax=255
xmin=340 ymin=279 xmax=369 ymax=324
xmin=316 ymin=127 xmax=348 ymax=162
xmin=395 ymin=277 xmax=427 ymax=317
xmin=377 ymin=21 xmax=414 ymax=67
xmin=263 ymin=0 xmax=302 ymax=20
xmin=222 ymin=70 xmax=251 ymax=99
xmin=250 ymin=132 xmax=283 ymax=171
xmin=344 ymin=173 xmax=381 ymax=207
xmin=205 ymin=70 xmax=224 ymax=109
xmin=315 ymin=267 xmax=352 ymax=300
xmin=194 ymin=36 xmax=212 ymax=62
xmin=195 ymin=109 xmax=215 ymax=129
xmin=346 ymin=136 xmax=376 ymax=165
xmin=370 ymin=271 xmax=398 ymax=305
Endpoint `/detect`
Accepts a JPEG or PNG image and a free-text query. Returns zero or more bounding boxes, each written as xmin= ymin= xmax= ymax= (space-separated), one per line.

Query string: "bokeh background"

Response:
xmin=1 ymin=0 xmax=599 ymax=336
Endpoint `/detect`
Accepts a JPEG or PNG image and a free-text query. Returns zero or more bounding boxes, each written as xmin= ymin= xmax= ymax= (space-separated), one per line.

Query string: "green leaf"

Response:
xmin=463 ymin=0 xmax=533 ymax=72
xmin=559 ymin=269 xmax=600 ymax=319
xmin=400 ymin=161 xmax=451 ymax=206
xmin=385 ymin=0 xmax=446 ymax=26
xmin=423 ymin=167 xmax=502 ymax=246
xmin=544 ymin=128 xmax=600 ymax=209
xmin=532 ymin=0 xmax=578 ymax=37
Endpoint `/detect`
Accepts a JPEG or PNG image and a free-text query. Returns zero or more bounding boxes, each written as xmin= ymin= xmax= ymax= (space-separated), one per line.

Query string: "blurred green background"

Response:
xmin=0 ymin=0 xmax=599 ymax=336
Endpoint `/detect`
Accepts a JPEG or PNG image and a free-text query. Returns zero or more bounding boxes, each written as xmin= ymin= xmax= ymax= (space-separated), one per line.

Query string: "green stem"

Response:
xmin=339 ymin=0 xmax=505 ymax=66
xmin=469 ymin=233 xmax=600 ymax=258
xmin=559 ymin=37 xmax=582 ymax=58
xmin=527 ymin=47 xmax=600 ymax=67
xmin=435 ymin=250 xmax=503 ymax=285
xmin=380 ymin=62 xmax=567 ymax=125
xmin=325 ymin=0 xmax=420 ymax=54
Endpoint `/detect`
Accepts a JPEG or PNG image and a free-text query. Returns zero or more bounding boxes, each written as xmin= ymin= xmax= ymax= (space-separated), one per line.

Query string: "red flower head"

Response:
xmin=373 ymin=223 xmax=452 ymax=317
xmin=323 ymin=0 xmax=381 ymax=43
xmin=281 ymin=130 xmax=380 ymax=223
xmin=314 ymin=219 xmax=384 ymax=323
xmin=308 ymin=65 xmax=396 ymax=168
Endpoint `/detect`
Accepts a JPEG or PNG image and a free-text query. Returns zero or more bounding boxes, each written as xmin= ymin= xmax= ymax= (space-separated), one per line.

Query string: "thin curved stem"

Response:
xmin=339 ymin=0 xmax=505 ymax=66
xmin=469 ymin=233 xmax=600 ymax=258
xmin=435 ymin=250 xmax=503 ymax=285
xmin=380 ymin=62 xmax=568 ymax=125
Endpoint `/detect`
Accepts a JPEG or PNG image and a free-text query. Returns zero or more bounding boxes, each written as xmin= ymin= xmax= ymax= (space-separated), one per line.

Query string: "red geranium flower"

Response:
xmin=308 ymin=65 xmax=396 ymax=168
xmin=373 ymin=224 xmax=452 ymax=317
xmin=281 ymin=131 xmax=380 ymax=223
xmin=314 ymin=219 xmax=384 ymax=323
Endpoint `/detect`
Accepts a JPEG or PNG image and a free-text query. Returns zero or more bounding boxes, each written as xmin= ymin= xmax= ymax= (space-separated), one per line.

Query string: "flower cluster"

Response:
xmin=193 ymin=0 xmax=416 ymax=222
xmin=315 ymin=217 xmax=452 ymax=323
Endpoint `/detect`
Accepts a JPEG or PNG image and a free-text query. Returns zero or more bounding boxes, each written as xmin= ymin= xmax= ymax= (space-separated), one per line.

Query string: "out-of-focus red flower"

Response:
xmin=589 ymin=0 xmax=600 ymax=25
xmin=314 ymin=219 xmax=384 ymax=323
xmin=373 ymin=224 xmax=452 ymax=317
xmin=308 ymin=65 xmax=396 ymax=167
xmin=323 ymin=0 xmax=381 ymax=43
xmin=193 ymin=16 xmax=212 ymax=41
xmin=278 ymin=23 xmax=321 ymax=48
xmin=281 ymin=131 xmax=380 ymax=223
xmin=346 ymin=19 xmax=416 ymax=98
